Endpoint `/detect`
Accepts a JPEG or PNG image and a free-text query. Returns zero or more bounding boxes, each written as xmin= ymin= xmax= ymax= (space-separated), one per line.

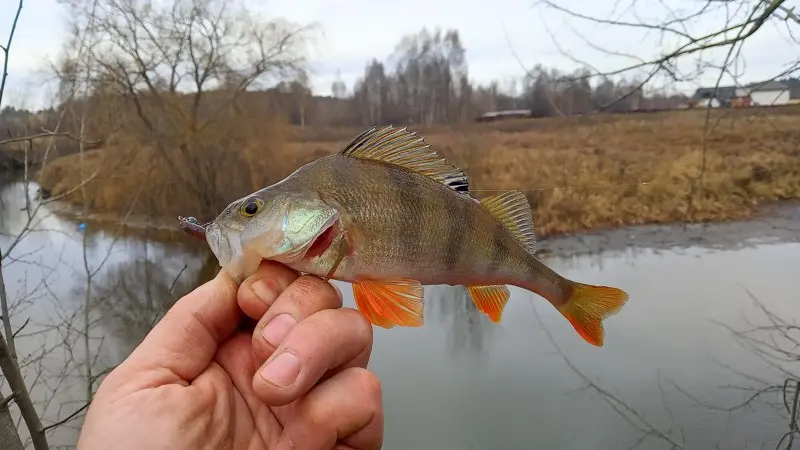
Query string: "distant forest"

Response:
xmin=11 ymin=26 xmax=788 ymax=134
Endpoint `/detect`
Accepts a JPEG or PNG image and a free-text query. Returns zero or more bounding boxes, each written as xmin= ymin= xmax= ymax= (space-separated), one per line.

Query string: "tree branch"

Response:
xmin=0 ymin=0 xmax=23 ymax=109
xmin=0 ymin=130 xmax=103 ymax=148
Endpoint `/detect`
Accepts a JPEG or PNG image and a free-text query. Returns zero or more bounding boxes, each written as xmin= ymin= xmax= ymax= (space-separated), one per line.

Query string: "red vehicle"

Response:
xmin=731 ymin=96 xmax=751 ymax=108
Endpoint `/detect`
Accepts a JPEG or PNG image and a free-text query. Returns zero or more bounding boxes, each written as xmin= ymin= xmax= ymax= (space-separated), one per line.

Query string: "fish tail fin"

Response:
xmin=557 ymin=282 xmax=629 ymax=347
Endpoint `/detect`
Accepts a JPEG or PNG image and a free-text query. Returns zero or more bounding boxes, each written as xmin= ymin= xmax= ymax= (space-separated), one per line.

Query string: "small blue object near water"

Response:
xmin=78 ymin=223 xmax=87 ymax=231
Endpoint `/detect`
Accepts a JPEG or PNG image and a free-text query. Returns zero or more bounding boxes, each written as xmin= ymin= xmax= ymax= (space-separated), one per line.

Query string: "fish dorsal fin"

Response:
xmin=339 ymin=125 xmax=470 ymax=194
xmin=480 ymin=191 xmax=536 ymax=254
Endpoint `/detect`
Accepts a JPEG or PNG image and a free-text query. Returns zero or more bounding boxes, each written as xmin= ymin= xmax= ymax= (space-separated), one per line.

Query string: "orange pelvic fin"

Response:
xmin=467 ymin=285 xmax=510 ymax=323
xmin=557 ymin=282 xmax=629 ymax=347
xmin=352 ymin=279 xmax=425 ymax=328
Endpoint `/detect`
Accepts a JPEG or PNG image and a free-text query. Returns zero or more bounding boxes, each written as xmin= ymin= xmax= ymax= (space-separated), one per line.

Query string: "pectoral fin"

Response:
xmin=467 ymin=285 xmax=510 ymax=323
xmin=352 ymin=279 xmax=425 ymax=328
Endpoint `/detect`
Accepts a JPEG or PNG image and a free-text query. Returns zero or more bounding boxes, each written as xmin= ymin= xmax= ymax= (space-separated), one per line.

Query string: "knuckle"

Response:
xmin=286 ymin=276 xmax=343 ymax=309
xmin=343 ymin=308 xmax=373 ymax=346
xmin=351 ymin=368 xmax=383 ymax=406
xmin=303 ymin=397 xmax=333 ymax=428
xmin=246 ymin=262 xmax=297 ymax=287
xmin=293 ymin=275 xmax=327 ymax=296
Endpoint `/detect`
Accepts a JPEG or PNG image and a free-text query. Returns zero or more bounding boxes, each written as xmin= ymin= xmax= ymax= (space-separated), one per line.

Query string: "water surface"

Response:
xmin=1 ymin=174 xmax=798 ymax=449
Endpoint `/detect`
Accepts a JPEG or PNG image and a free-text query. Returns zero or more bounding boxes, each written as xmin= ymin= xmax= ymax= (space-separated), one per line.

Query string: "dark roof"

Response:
xmin=773 ymin=78 xmax=800 ymax=99
xmin=692 ymin=80 xmax=791 ymax=100
xmin=747 ymin=80 xmax=788 ymax=91
xmin=691 ymin=86 xmax=737 ymax=100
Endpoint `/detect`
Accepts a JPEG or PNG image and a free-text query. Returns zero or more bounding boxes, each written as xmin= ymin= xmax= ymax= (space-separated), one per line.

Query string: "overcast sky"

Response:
xmin=2 ymin=0 xmax=798 ymax=110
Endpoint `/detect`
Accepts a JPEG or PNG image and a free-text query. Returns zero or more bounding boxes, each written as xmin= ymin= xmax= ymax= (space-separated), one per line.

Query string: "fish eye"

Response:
xmin=239 ymin=198 xmax=264 ymax=218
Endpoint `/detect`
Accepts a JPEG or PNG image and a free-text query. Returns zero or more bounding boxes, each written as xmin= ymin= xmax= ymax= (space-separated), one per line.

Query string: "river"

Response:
xmin=1 ymin=173 xmax=798 ymax=450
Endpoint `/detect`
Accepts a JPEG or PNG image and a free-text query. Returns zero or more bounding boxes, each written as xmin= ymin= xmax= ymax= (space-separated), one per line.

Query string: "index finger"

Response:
xmin=253 ymin=308 xmax=373 ymax=406
xmin=119 ymin=268 xmax=241 ymax=384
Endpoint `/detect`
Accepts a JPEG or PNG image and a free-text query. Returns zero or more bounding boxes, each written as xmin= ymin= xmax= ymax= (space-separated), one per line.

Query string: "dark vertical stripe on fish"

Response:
xmin=443 ymin=193 xmax=471 ymax=271
xmin=312 ymin=159 xmax=344 ymax=277
xmin=318 ymin=157 xmax=338 ymax=188
xmin=487 ymin=222 xmax=506 ymax=276
xmin=387 ymin=166 xmax=421 ymax=263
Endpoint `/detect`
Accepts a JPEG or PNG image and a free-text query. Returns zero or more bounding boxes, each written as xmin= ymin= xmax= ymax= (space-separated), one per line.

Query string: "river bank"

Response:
xmin=33 ymin=111 xmax=800 ymax=238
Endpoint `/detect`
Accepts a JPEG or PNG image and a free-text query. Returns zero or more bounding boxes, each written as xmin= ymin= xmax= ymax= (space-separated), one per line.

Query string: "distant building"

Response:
xmin=475 ymin=109 xmax=533 ymax=122
xmin=747 ymin=81 xmax=790 ymax=106
xmin=690 ymin=86 xmax=738 ymax=108
xmin=690 ymin=81 xmax=792 ymax=108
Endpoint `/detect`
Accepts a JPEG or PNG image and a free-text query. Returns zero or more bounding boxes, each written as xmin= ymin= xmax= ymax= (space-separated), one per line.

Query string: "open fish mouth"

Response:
xmin=299 ymin=216 xmax=340 ymax=260
xmin=269 ymin=213 xmax=341 ymax=264
xmin=206 ymin=220 xmax=263 ymax=281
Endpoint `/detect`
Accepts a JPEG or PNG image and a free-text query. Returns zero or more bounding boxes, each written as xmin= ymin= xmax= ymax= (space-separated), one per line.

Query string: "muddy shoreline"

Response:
xmin=536 ymin=201 xmax=800 ymax=258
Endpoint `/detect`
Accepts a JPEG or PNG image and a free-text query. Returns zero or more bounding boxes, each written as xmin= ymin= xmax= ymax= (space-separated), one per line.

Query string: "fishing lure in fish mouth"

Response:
xmin=179 ymin=125 xmax=630 ymax=347
xmin=178 ymin=216 xmax=208 ymax=240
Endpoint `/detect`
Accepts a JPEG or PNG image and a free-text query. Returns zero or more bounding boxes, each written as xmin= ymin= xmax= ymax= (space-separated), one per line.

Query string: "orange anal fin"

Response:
xmin=558 ymin=283 xmax=629 ymax=347
xmin=352 ymin=279 xmax=425 ymax=328
xmin=467 ymin=285 xmax=510 ymax=323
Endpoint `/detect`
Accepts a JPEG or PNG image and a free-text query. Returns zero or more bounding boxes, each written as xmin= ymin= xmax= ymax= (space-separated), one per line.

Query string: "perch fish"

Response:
xmin=187 ymin=126 xmax=629 ymax=346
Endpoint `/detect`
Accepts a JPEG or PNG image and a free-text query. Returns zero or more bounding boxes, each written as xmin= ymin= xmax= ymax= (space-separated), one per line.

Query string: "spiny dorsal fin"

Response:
xmin=339 ymin=125 xmax=470 ymax=194
xmin=480 ymin=191 xmax=536 ymax=254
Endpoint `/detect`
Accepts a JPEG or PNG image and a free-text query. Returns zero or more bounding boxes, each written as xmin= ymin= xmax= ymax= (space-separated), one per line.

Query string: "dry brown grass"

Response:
xmin=38 ymin=107 xmax=800 ymax=237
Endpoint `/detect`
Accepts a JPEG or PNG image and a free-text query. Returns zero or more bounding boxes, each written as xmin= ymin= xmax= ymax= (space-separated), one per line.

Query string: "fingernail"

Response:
xmin=261 ymin=352 xmax=300 ymax=387
xmin=250 ymin=278 xmax=279 ymax=304
xmin=261 ymin=314 xmax=297 ymax=347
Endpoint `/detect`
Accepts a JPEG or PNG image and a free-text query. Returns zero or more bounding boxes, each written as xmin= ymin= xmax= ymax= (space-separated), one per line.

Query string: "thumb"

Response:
xmin=119 ymin=269 xmax=243 ymax=384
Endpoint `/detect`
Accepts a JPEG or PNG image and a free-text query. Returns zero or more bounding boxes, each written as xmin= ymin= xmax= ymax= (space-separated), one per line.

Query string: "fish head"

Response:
xmin=206 ymin=187 xmax=341 ymax=281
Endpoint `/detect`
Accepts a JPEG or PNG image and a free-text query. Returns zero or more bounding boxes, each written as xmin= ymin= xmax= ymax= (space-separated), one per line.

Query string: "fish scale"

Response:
xmin=196 ymin=125 xmax=630 ymax=347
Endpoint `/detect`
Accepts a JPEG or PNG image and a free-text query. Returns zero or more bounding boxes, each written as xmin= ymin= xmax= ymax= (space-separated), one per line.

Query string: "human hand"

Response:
xmin=77 ymin=261 xmax=383 ymax=450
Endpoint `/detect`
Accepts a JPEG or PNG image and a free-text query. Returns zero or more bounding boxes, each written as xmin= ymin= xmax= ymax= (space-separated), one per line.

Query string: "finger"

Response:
xmin=253 ymin=308 xmax=373 ymax=406
xmin=276 ymin=367 xmax=383 ymax=450
xmin=214 ymin=332 xmax=259 ymax=396
xmin=238 ymin=260 xmax=299 ymax=319
xmin=252 ymin=275 xmax=343 ymax=362
xmin=120 ymin=269 xmax=241 ymax=384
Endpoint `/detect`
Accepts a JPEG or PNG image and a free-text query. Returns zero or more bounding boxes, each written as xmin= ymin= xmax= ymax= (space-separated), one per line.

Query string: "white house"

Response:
xmin=748 ymin=81 xmax=790 ymax=106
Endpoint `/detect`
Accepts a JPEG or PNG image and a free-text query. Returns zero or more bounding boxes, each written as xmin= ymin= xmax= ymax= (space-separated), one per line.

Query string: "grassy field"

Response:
xmin=36 ymin=107 xmax=800 ymax=238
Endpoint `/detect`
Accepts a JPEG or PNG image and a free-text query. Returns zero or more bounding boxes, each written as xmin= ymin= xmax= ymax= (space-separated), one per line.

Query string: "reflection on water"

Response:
xmin=88 ymin=254 xmax=198 ymax=358
xmin=1 ymin=172 xmax=799 ymax=449
xmin=428 ymin=286 xmax=496 ymax=357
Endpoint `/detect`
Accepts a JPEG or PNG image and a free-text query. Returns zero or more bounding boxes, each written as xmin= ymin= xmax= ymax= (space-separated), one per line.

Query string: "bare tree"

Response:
xmin=1 ymin=2 xmax=52 ymax=448
xmin=350 ymin=28 xmax=470 ymax=126
xmin=331 ymin=69 xmax=347 ymax=99
xmin=0 ymin=0 xmax=150 ymax=447
xmin=280 ymin=69 xmax=314 ymax=127
xmin=536 ymin=0 xmax=796 ymax=85
xmin=58 ymin=0 xmax=313 ymax=215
